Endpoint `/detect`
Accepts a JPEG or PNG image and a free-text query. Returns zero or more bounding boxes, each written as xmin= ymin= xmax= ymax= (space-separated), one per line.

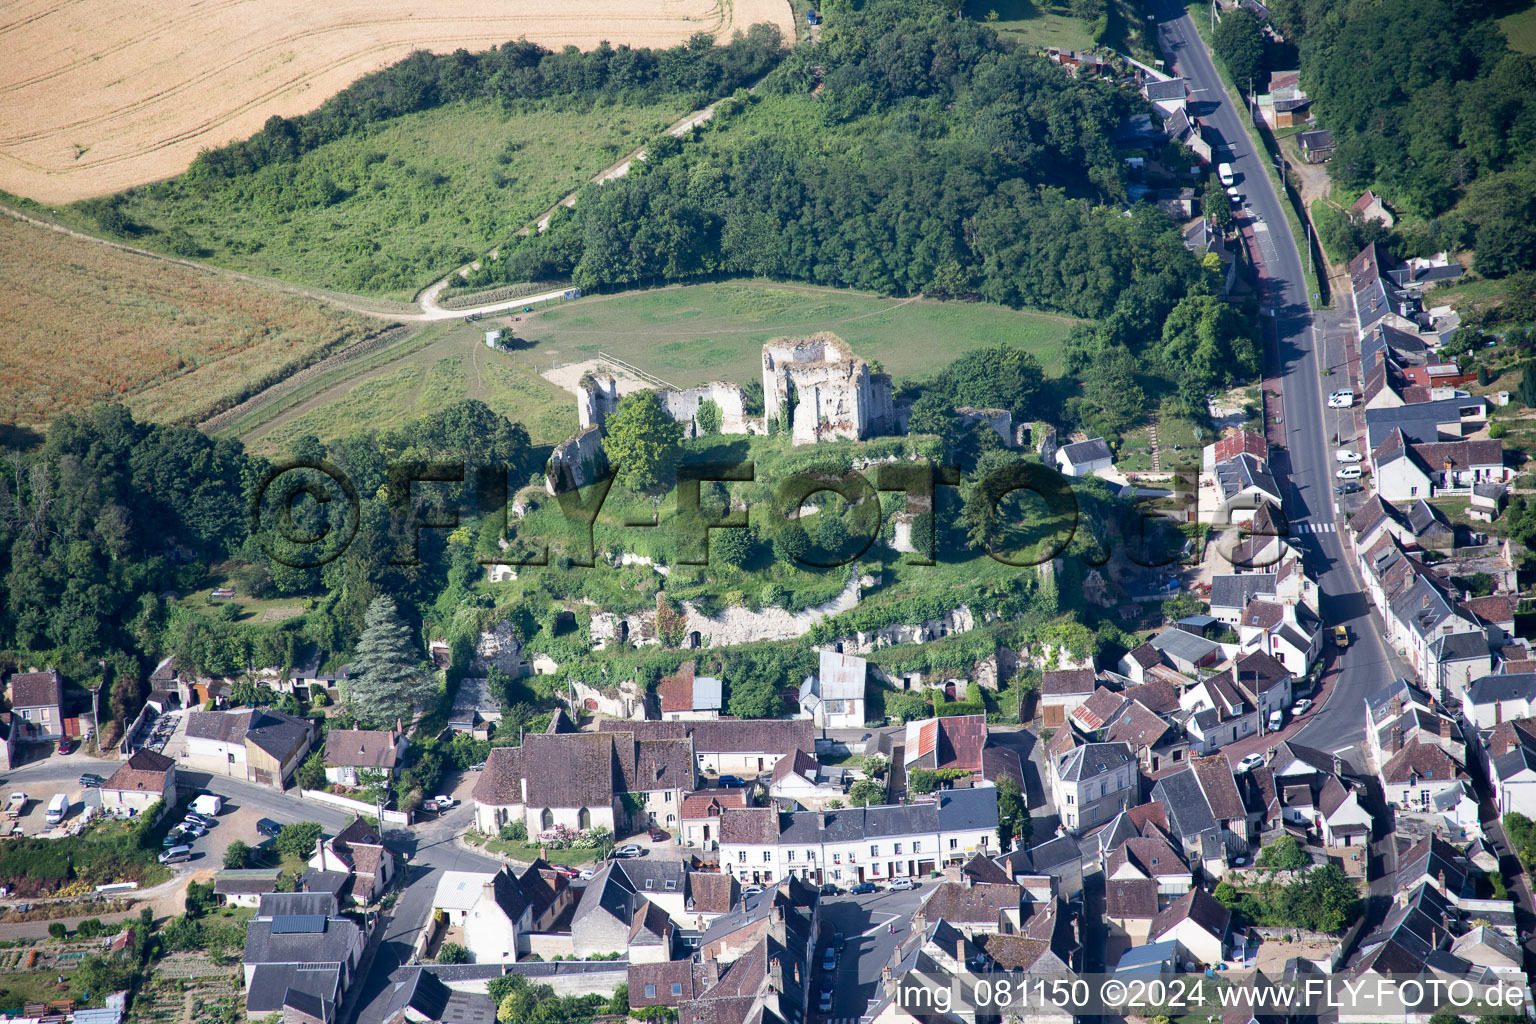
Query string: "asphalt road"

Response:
xmin=1152 ymin=0 xmax=1396 ymax=759
xmin=815 ymin=886 xmax=929 ymax=1024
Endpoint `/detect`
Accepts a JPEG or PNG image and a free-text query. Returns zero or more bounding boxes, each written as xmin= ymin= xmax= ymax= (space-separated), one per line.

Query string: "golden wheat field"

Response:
xmin=0 ymin=0 xmax=794 ymax=205
xmin=0 ymin=214 xmax=379 ymax=427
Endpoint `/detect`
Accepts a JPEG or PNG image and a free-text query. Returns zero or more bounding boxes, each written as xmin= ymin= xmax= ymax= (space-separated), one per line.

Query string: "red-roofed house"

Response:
xmin=680 ymin=789 xmax=747 ymax=850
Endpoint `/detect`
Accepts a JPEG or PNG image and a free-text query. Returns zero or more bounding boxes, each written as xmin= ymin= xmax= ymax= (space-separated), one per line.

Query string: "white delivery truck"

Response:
xmin=46 ymin=793 xmax=68 ymax=826
xmin=191 ymin=794 xmax=223 ymax=817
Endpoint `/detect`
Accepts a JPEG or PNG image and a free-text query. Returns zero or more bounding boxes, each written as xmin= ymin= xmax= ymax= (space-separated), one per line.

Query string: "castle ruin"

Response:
xmin=761 ymin=333 xmax=894 ymax=445
xmin=577 ymin=372 xmax=748 ymax=438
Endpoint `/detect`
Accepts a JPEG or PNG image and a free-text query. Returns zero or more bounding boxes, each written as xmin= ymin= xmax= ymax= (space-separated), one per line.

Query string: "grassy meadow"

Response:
xmin=80 ymin=98 xmax=686 ymax=299
xmin=523 ymin=281 xmax=1081 ymax=384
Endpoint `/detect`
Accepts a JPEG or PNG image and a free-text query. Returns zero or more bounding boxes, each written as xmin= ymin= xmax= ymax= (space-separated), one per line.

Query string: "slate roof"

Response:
xmin=382 ymin=968 xmax=452 ymax=1023
xmin=1151 ymin=769 xmax=1217 ymax=842
xmin=1056 ymin=741 xmax=1133 ymax=783
xmin=1270 ymin=739 xmax=1336 ymax=777
xmin=185 ymin=709 xmax=254 ymax=744
xmin=1214 ymin=453 xmax=1279 ymax=504
xmin=598 ymin=717 xmax=814 ymax=755
xmin=1143 ymin=78 xmax=1186 ymax=101
xmin=244 ymin=916 xmax=359 ymax=968
xmin=1105 ymin=701 xmax=1172 ymax=750
xmin=1105 ymin=878 xmax=1159 ymax=918
xmin=1365 ymin=395 xmax=1489 ymax=450
xmin=1060 ymin=437 xmax=1113 ymax=466
xmin=259 ymin=892 xmax=337 ymax=918
xmin=1026 ymin=835 xmax=1083 ymax=872
xmin=471 ymin=745 xmax=524 ymax=806
xmin=1209 ymin=574 xmax=1277 ymax=612
xmin=1467 ymin=672 xmax=1536 ymax=706
xmin=213 ymin=869 xmax=283 ymax=896
xmin=1192 ymin=756 xmax=1246 ymax=819
xmin=768 ymin=747 xmax=818 ymax=785
xmin=244 ymin=965 xmax=340 ymax=1015
xmin=8 ymin=670 xmax=60 ymax=709
xmin=1148 ymin=627 xmax=1223 ymax=665
xmin=244 ymin=710 xmax=313 ymax=761
xmin=962 ymin=851 xmax=1015 ymax=886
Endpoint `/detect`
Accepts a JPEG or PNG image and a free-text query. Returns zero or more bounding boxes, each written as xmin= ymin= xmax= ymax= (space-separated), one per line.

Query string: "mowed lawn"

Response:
xmin=94 ymin=98 xmax=685 ymax=299
xmin=232 ymin=320 xmax=578 ymax=454
xmin=521 ymin=281 xmax=1081 ymax=385
xmin=965 ymin=0 xmax=1096 ymax=52
xmin=1501 ymin=2 xmax=1536 ymax=53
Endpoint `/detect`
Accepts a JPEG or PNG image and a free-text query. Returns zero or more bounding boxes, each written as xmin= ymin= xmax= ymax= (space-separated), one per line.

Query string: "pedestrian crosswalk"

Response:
xmin=1292 ymin=521 xmax=1337 ymax=534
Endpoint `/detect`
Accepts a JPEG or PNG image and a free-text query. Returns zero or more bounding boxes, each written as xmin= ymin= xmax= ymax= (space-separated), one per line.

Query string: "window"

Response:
xmin=788 ymin=850 xmax=796 ymax=862
xmin=667 ymin=814 xmax=676 ymax=824
xmin=764 ymin=851 xmax=772 ymax=863
xmin=870 ymin=845 xmax=879 ymax=857
xmin=949 ymin=838 xmax=958 ymax=850
xmin=1066 ymin=795 xmax=1074 ymax=805
xmin=832 ymin=853 xmax=841 ymax=864
xmin=738 ymin=851 xmax=747 ymax=863
xmin=913 ymin=842 xmax=921 ymax=853
xmin=894 ymin=843 xmax=902 ymax=855
xmin=666 ymin=791 xmax=673 ymax=802
xmin=645 ymin=880 xmax=655 ymax=890
xmin=645 ymin=986 xmax=656 ymax=999
xmin=665 ymin=880 xmax=677 ymax=890
xmin=980 ymin=836 xmax=988 ymax=847
xmin=671 ymin=983 xmax=683 ymax=996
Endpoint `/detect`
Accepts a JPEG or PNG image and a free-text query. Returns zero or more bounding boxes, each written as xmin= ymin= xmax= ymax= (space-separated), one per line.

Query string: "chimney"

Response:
xmin=768 ymin=956 xmax=784 ymax=993
xmin=1392 ymin=727 xmax=1404 ymax=753
xmin=1391 ymin=695 xmax=1403 ymax=718
xmin=1439 ymin=716 xmax=1450 ymax=740
xmin=882 ymin=965 xmax=893 ymax=990
xmin=704 ymin=957 xmax=722 ymax=987
xmin=1437 ymin=868 xmax=1446 ymax=891
xmin=1332 ymin=754 xmax=1345 ymax=777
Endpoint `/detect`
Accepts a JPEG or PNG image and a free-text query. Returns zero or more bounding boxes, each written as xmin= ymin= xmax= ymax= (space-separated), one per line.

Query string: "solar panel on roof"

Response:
xmin=271 ymin=914 xmax=327 ymax=933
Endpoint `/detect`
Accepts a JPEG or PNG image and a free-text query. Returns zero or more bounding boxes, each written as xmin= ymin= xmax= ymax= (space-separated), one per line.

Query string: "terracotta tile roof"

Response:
xmin=1108 ymin=836 xmax=1187 ymax=878
xmin=982 ymin=934 xmax=1052 ymax=970
xmin=1151 ymin=887 xmax=1230 ymax=941
xmin=1240 ymin=599 xmax=1284 ymax=630
xmin=936 ymin=715 xmax=985 ymax=771
xmin=916 ymin=881 xmax=1022 ymax=925
xmin=104 ymin=748 xmax=174 ymax=793
xmin=1127 ymin=802 xmax=1172 ymax=841
xmin=1123 ymin=680 xmax=1180 ymax=715
xmin=1072 ymin=687 xmax=1128 ymax=731
xmin=658 ymin=661 xmax=698 ymax=714
xmin=323 ymin=729 xmax=399 ymax=769
xmin=628 ymin=738 xmax=694 ymax=793
xmin=681 ymin=790 xmax=747 ymax=819
xmin=1463 ymin=594 xmax=1515 ymax=625
xmin=8 ymin=670 xmax=60 ymax=709
xmin=769 ymin=748 xmax=818 ymax=784
xmin=472 ymin=745 xmax=523 ymax=805
xmin=1380 ymin=738 xmax=1465 ymax=785
xmin=1041 ymin=669 xmax=1096 ymax=696
xmin=1106 ymin=878 xmax=1159 ymax=918
xmin=687 ymin=872 xmax=738 ymax=915
xmin=1211 ymin=430 xmax=1267 ymax=464
xmin=1193 ymin=756 xmax=1247 ymax=820
xmin=719 ymin=807 xmax=779 ymax=845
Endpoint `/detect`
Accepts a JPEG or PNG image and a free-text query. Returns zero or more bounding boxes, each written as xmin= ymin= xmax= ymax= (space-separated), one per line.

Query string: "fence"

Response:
xmin=595 ymin=351 xmax=676 ymax=390
xmin=118 ymin=705 xmax=154 ymax=756
xmin=296 ymin=788 xmax=412 ymax=825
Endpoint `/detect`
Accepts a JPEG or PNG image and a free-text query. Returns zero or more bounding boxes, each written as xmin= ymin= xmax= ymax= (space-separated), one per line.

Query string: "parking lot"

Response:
xmin=2 ymin=780 xmax=88 ymax=837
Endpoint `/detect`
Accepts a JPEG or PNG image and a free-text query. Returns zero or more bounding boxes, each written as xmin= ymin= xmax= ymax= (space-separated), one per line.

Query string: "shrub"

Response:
xmin=275 ymin=822 xmax=323 ymax=860
xmin=437 ymin=943 xmax=470 ymax=964
xmin=1490 ymin=422 xmax=1508 ymax=439
xmin=48 ymin=922 xmax=66 ymax=940
xmin=1256 ymin=835 xmax=1309 ymax=871
xmin=500 ymin=821 xmax=528 ymax=842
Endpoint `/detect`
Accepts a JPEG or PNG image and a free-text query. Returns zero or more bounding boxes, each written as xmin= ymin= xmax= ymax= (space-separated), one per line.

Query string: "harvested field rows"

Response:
xmin=0 ymin=0 xmax=795 ymax=204
xmin=0 ymin=213 xmax=378 ymax=427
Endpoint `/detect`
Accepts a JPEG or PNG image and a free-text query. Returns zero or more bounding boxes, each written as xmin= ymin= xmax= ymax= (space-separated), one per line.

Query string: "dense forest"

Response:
xmin=1268 ymin=0 xmax=1536 ymax=276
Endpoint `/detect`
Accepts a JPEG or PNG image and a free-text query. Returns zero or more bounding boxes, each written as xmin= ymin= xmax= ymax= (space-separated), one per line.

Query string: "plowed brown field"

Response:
xmin=0 ymin=0 xmax=793 ymax=205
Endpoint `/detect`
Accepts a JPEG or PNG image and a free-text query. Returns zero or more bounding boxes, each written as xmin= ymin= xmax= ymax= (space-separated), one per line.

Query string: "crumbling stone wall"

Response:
xmin=577 ymin=372 xmax=620 ymax=430
xmin=658 ymin=383 xmax=749 ymax=437
xmin=545 ymin=426 xmax=606 ymax=495
xmin=761 ymin=333 xmax=894 ymax=445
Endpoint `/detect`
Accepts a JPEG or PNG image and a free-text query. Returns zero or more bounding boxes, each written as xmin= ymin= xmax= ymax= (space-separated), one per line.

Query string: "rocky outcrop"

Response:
xmin=838 ymin=605 xmax=977 ymax=655
xmin=473 ymin=621 xmax=526 ymax=675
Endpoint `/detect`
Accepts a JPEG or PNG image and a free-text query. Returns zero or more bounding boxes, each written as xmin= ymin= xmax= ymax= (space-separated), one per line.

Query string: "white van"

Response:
xmin=1336 ymin=466 xmax=1362 ymax=480
xmin=191 ymin=794 xmax=223 ymax=817
xmin=1218 ymin=162 xmax=1236 ymax=186
xmin=45 ymin=793 xmax=68 ymax=825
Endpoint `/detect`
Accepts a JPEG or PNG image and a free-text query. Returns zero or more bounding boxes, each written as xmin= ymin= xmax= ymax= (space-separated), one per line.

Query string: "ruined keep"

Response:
xmin=577 ymin=372 xmax=620 ymax=430
xmin=545 ymin=426 xmax=606 ymax=495
xmin=762 ymin=333 xmax=894 ymax=445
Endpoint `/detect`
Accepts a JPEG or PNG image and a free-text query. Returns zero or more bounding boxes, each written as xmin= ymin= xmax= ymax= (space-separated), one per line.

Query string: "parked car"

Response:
xmin=578 ymin=868 xmax=596 ymax=880
xmin=614 ymin=844 xmax=642 ymax=859
xmin=1327 ymin=390 xmax=1356 ymax=408
xmin=1335 ymin=481 xmax=1362 ymax=495
xmin=78 ymin=774 xmax=104 ymax=788
xmin=1335 ymin=449 xmax=1362 ymax=463
xmin=1268 ymin=709 xmax=1284 ymax=730
xmin=163 ymin=829 xmax=190 ymax=848
xmin=159 ymin=846 xmax=192 ymax=864
xmin=469 ymin=762 xmax=486 ymax=772
xmin=818 ymin=883 xmax=841 ymax=897
xmin=741 ymin=884 xmax=764 ymax=896
xmin=647 ymin=826 xmax=669 ymax=842
xmin=1235 ymin=753 xmax=1264 ymax=773
xmin=179 ymin=822 xmax=207 ymax=839
xmin=822 ymin=947 xmax=837 ymax=970
xmin=831 ymin=932 xmax=844 ymax=950
xmin=256 ymin=818 xmax=284 ymax=838
xmin=1335 ymin=466 xmax=1362 ymax=480
xmin=552 ymin=865 xmax=578 ymax=878
xmin=887 ymin=878 xmax=919 ymax=891
xmin=849 ymin=882 xmax=877 ymax=895
xmin=1334 ymin=624 xmax=1351 ymax=647
xmin=716 ymin=775 xmax=745 ymax=788
xmin=818 ymin=990 xmax=833 ymax=1013
xmin=184 ymin=812 xmax=214 ymax=828
xmin=1291 ymin=698 xmax=1314 ymax=716
xmin=56 ymin=737 xmax=73 ymax=755
xmin=432 ymin=795 xmax=457 ymax=810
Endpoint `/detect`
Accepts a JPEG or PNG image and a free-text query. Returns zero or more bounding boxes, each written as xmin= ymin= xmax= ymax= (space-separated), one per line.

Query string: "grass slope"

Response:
xmin=228 ymin=320 xmax=578 ymax=454
xmin=1500 ymin=3 xmax=1536 ymax=55
xmin=90 ymin=99 xmax=684 ymax=300
xmin=0 ymin=214 xmax=376 ymax=430
xmin=524 ymin=281 xmax=1081 ymax=384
